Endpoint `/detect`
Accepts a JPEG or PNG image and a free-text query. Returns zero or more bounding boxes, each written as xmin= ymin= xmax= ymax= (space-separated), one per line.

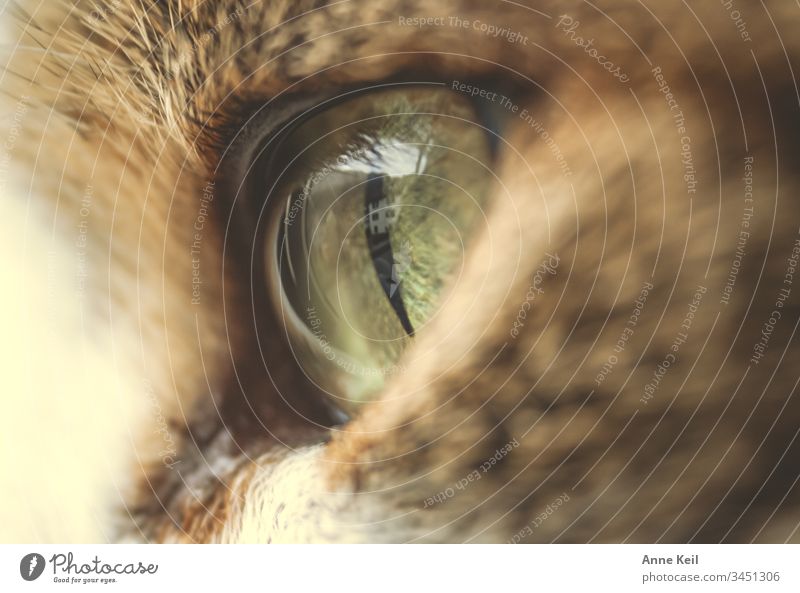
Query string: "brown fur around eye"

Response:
xmin=2 ymin=0 xmax=800 ymax=543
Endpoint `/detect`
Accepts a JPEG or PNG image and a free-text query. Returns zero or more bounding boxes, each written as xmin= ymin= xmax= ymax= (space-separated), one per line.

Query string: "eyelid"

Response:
xmin=221 ymin=77 xmax=512 ymax=172
xmin=221 ymin=80 xmax=505 ymax=229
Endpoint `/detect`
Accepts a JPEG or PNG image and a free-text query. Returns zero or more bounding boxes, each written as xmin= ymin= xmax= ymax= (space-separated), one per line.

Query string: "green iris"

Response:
xmin=269 ymin=87 xmax=492 ymax=412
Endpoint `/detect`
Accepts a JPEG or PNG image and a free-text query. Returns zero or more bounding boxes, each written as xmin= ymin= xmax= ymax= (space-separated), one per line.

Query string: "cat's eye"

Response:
xmin=261 ymin=87 xmax=493 ymax=413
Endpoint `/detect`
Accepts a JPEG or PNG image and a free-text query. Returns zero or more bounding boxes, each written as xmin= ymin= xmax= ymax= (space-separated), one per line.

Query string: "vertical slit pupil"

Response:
xmin=364 ymin=173 xmax=415 ymax=337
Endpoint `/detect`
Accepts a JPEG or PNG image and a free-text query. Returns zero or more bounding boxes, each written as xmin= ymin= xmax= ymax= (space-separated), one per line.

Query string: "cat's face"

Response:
xmin=4 ymin=0 xmax=800 ymax=542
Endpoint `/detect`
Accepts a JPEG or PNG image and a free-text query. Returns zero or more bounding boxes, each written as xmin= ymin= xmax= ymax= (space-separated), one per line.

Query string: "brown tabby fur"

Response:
xmin=3 ymin=0 xmax=800 ymax=542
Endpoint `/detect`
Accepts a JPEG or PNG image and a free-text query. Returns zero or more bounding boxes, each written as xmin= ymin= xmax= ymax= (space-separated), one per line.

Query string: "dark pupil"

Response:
xmin=364 ymin=173 xmax=415 ymax=337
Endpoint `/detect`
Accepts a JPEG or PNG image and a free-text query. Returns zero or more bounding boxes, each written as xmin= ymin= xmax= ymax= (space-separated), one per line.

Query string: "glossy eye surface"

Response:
xmin=264 ymin=87 xmax=493 ymax=412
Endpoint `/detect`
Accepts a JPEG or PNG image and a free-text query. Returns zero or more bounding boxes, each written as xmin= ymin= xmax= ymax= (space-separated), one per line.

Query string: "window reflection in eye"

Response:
xmin=261 ymin=87 xmax=494 ymax=413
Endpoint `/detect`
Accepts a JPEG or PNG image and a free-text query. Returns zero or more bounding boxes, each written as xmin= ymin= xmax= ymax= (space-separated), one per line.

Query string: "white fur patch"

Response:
xmin=216 ymin=446 xmax=369 ymax=543
xmin=0 ymin=195 xmax=146 ymax=542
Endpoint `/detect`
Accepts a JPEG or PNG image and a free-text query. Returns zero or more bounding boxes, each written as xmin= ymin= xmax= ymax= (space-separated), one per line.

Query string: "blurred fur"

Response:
xmin=2 ymin=0 xmax=800 ymax=542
